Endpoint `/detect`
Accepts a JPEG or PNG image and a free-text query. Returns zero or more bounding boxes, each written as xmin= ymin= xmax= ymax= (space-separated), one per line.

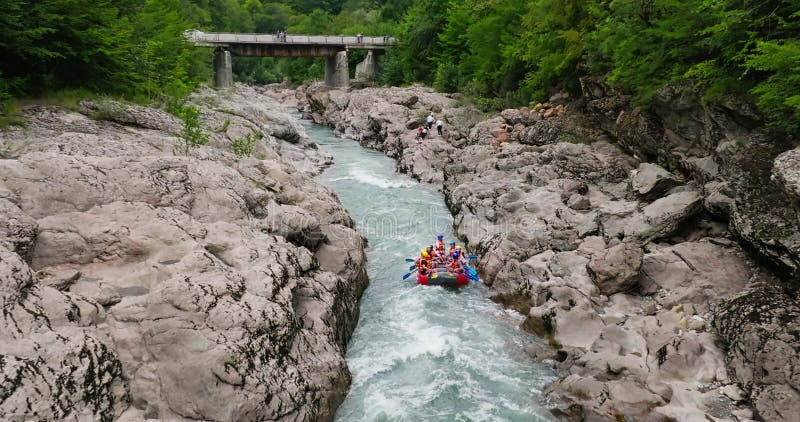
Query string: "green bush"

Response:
xmin=168 ymin=102 xmax=209 ymax=154
xmin=232 ymin=133 xmax=257 ymax=158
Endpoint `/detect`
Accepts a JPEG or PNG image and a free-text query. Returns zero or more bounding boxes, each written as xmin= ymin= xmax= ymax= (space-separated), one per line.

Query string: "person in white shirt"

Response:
xmin=426 ymin=113 xmax=434 ymax=129
xmin=436 ymin=119 xmax=443 ymax=136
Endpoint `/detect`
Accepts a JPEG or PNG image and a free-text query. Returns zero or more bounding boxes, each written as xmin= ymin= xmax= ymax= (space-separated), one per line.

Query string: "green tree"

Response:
xmin=131 ymin=0 xmax=211 ymax=100
xmin=391 ymin=0 xmax=448 ymax=84
xmin=169 ymin=102 xmax=209 ymax=154
xmin=746 ymin=38 xmax=800 ymax=133
xmin=0 ymin=0 xmax=136 ymax=95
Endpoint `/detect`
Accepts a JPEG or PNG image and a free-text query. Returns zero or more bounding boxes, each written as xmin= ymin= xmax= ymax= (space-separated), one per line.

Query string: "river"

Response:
xmin=301 ymin=119 xmax=554 ymax=421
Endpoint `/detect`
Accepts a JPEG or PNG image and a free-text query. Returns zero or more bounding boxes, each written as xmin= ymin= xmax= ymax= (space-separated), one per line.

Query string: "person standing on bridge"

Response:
xmin=357 ymin=33 xmax=363 ymax=43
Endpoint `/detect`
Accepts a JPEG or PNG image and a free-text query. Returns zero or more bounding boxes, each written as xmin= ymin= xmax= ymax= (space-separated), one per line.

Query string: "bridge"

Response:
xmin=185 ymin=30 xmax=395 ymax=89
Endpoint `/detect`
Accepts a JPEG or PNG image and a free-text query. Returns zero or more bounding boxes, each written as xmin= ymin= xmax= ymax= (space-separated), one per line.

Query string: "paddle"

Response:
xmin=405 ymin=258 xmax=416 ymax=262
xmin=464 ymin=265 xmax=480 ymax=282
xmin=402 ymin=267 xmax=417 ymax=280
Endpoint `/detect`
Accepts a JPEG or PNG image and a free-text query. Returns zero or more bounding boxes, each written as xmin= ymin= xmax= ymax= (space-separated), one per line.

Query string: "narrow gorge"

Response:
xmin=1 ymin=80 xmax=798 ymax=421
xmin=304 ymin=81 xmax=800 ymax=421
xmin=303 ymin=115 xmax=554 ymax=420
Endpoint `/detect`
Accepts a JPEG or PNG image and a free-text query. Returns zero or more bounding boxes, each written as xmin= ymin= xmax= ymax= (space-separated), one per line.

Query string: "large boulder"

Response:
xmin=631 ymin=162 xmax=679 ymax=199
xmin=772 ymin=146 xmax=800 ymax=206
xmin=726 ymin=139 xmax=800 ymax=280
xmin=79 ymin=99 xmax=182 ymax=133
xmin=586 ymin=243 xmax=644 ymax=295
xmin=713 ymin=283 xmax=800 ymax=421
xmin=624 ymin=190 xmax=703 ymax=244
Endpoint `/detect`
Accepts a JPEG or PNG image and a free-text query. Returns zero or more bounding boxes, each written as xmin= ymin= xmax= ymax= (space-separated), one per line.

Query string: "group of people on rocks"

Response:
xmin=416 ymin=235 xmax=468 ymax=275
xmin=415 ymin=112 xmax=444 ymax=143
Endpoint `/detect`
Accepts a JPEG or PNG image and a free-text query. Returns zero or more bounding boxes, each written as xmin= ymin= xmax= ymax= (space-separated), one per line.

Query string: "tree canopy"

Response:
xmin=0 ymin=0 xmax=797 ymax=133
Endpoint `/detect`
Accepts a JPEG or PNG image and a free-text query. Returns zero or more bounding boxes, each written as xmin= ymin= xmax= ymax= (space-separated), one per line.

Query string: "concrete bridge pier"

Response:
xmin=214 ymin=48 xmax=233 ymax=89
xmin=355 ymin=51 xmax=381 ymax=81
xmin=325 ymin=51 xmax=349 ymax=88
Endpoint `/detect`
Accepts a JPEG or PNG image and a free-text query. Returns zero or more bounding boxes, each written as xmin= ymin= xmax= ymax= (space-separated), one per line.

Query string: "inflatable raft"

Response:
xmin=417 ymin=265 xmax=470 ymax=288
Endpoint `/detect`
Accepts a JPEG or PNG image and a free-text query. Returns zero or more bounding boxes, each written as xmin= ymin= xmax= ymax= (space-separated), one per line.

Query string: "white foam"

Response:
xmin=362 ymin=391 xmax=408 ymax=420
xmin=348 ymin=167 xmax=415 ymax=189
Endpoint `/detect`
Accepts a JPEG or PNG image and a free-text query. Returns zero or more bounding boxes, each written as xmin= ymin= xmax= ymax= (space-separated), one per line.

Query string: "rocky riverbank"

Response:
xmin=0 ymin=85 xmax=368 ymax=421
xmin=305 ymin=81 xmax=799 ymax=421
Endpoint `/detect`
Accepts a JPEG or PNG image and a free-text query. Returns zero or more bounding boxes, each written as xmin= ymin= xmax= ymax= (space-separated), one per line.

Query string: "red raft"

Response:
xmin=417 ymin=266 xmax=469 ymax=288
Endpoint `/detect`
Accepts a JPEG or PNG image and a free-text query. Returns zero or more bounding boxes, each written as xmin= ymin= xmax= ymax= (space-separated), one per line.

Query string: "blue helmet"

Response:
xmin=450 ymin=241 xmax=456 ymax=246
xmin=437 ymin=234 xmax=444 ymax=239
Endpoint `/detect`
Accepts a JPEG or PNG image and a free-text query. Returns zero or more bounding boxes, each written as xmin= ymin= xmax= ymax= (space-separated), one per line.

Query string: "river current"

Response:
xmin=301 ymin=119 xmax=554 ymax=421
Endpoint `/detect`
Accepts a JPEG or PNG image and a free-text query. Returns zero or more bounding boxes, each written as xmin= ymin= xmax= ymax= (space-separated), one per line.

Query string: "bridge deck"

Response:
xmin=186 ymin=30 xmax=394 ymax=49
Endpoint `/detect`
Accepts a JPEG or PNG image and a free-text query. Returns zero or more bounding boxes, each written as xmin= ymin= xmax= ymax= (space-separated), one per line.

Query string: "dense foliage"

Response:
xmin=0 ymin=0 xmax=407 ymax=102
xmin=405 ymin=0 xmax=799 ymax=133
xmin=0 ymin=0 xmax=797 ymax=133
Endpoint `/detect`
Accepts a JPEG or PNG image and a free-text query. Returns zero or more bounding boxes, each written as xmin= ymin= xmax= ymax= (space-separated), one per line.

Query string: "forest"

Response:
xmin=0 ymin=0 xmax=797 ymax=133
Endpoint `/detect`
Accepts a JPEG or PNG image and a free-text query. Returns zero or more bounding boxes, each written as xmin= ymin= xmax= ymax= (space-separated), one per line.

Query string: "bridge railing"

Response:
xmin=185 ymin=30 xmax=394 ymax=46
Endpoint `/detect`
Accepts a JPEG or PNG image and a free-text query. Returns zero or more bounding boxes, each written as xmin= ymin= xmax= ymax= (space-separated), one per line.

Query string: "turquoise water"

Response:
xmin=302 ymin=120 xmax=554 ymax=421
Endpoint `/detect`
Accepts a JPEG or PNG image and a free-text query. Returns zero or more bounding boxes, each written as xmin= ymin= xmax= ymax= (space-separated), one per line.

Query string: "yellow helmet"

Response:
xmin=456 ymin=245 xmax=462 ymax=250
xmin=421 ymin=250 xmax=429 ymax=258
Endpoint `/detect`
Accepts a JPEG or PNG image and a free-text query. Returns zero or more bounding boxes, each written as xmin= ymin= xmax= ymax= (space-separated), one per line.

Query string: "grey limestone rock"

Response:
xmin=586 ymin=243 xmax=644 ymax=295
xmin=566 ymin=193 xmax=591 ymax=210
xmin=0 ymin=85 xmax=368 ymax=421
xmin=306 ymin=84 xmax=769 ymax=422
xmin=714 ymin=284 xmax=800 ymax=422
xmin=624 ymin=190 xmax=703 ymax=244
xmin=0 ymin=245 xmax=129 ymax=421
xmin=631 ymin=162 xmax=679 ymax=199
xmin=704 ymin=181 xmax=735 ymax=218
xmin=0 ymin=198 xmax=38 ymax=262
xmin=773 ymin=146 xmax=800 ymax=206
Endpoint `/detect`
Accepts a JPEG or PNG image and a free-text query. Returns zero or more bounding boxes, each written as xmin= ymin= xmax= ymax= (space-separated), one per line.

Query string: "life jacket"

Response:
xmin=435 ymin=239 xmax=444 ymax=251
xmin=417 ymin=258 xmax=429 ymax=274
xmin=448 ymin=246 xmax=456 ymax=256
